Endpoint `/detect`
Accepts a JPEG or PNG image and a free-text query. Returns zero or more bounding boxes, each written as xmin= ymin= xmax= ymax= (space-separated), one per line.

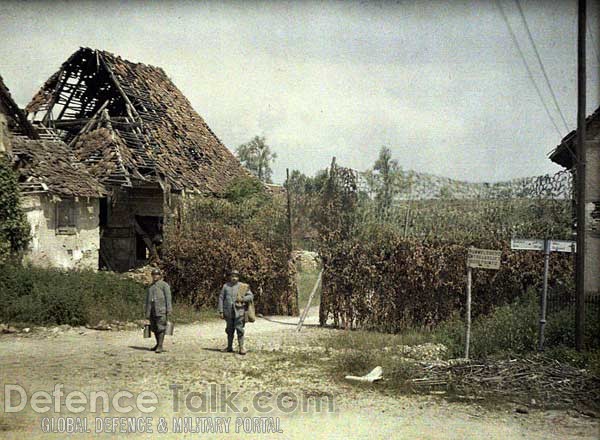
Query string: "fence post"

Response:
xmin=538 ymin=238 xmax=550 ymax=351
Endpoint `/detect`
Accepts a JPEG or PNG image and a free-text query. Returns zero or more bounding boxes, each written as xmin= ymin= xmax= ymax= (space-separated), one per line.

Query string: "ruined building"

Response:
xmin=1 ymin=74 xmax=105 ymax=268
xmin=4 ymin=48 xmax=251 ymax=271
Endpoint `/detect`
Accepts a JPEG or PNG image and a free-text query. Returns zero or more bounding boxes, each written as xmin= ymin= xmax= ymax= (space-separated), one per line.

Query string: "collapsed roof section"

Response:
xmin=1 ymin=74 xmax=104 ymax=198
xmin=11 ymin=137 xmax=106 ymax=197
xmin=27 ymin=47 xmax=252 ymax=194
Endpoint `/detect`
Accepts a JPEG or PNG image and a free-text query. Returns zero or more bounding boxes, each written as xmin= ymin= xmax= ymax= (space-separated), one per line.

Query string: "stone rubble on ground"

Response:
xmin=292 ymin=250 xmax=320 ymax=272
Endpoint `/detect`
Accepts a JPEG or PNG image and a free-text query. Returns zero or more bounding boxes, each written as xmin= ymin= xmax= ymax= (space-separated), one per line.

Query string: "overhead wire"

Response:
xmin=514 ymin=0 xmax=570 ymax=132
xmin=495 ymin=0 xmax=564 ymax=138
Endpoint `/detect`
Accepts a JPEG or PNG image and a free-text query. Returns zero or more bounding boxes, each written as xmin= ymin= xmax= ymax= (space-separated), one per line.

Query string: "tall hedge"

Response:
xmin=161 ymin=186 xmax=298 ymax=316
xmin=316 ymin=163 xmax=574 ymax=332
xmin=319 ymin=234 xmax=573 ymax=332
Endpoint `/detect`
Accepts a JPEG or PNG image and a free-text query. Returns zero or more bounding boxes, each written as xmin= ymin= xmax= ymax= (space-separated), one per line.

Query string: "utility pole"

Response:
xmin=286 ymin=168 xmax=293 ymax=253
xmin=575 ymin=0 xmax=587 ymax=351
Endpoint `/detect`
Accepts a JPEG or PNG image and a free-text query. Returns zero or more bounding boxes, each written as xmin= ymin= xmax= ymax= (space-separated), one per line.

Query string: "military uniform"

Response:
xmin=145 ymin=279 xmax=172 ymax=352
xmin=218 ymin=281 xmax=253 ymax=353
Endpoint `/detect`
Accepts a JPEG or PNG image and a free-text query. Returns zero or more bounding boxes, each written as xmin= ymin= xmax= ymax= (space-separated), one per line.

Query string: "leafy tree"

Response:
xmin=372 ymin=146 xmax=400 ymax=219
xmin=286 ymin=169 xmax=328 ymax=195
xmin=223 ymin=176 xmax=266 ymax=203
xmin=0 ymin=154 xmax=30 ymax=263
xmin=284 ymin=169 xmax=329 ymax=250
xmin=236 ymin=136 xmax=277 ymax=183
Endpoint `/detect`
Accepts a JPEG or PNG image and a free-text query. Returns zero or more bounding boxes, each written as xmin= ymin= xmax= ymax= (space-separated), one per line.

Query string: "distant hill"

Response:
xmin=358 ymin=169 xmax=573 ymax=201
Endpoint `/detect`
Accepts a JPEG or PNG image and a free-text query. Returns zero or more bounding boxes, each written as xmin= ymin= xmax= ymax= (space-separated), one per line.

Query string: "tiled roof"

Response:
xmin=11 ymin=136 xmax=105 ymax=197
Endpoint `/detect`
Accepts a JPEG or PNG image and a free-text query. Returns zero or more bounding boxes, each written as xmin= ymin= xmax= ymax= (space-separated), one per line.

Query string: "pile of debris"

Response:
xmin=122 ymin=265 xmax=157 ymax=285
xmin=407 ymin=357 xmax=600 ymax=410
xmin=292 ymin=250 xmax=320 ymax=272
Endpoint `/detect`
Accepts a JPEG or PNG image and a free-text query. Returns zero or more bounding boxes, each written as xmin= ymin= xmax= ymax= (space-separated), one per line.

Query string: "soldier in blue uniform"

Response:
xmin=145 ymin=268 xmax=172 ymax=353
xmin=217 ymin=270 xmax=253 ymax=355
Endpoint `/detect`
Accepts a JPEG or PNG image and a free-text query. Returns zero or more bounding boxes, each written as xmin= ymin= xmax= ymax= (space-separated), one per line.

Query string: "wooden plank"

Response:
xmin=296 ymin=270 xmax=322 ymax=332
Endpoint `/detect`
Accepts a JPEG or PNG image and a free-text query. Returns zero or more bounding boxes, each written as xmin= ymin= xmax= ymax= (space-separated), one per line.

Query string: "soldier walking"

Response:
xmin=218 ymin=270 xmax=253 ymax=355
xmin=145 ymin=268 xmax=172 ymax=353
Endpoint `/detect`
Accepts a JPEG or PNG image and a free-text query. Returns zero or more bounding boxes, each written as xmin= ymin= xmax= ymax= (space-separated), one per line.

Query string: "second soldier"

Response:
xmin=217 ymin=270 xmax=253 ymax=355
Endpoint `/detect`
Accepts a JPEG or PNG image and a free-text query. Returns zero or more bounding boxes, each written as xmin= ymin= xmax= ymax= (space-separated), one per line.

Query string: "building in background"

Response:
xmin=549 ymin=106 xmax=600 ymax=302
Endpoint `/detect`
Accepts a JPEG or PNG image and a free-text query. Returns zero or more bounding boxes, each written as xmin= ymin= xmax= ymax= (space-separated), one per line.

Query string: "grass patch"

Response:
xmin=309 ymin=290 xmax=600 ymax=399
xmin=0 ymin=263 xmax=220 ymax=326
xmin=317 ymin=327 xmax=433 ymax=351
xmin=310 ymin=330 xmax=436 ymax=393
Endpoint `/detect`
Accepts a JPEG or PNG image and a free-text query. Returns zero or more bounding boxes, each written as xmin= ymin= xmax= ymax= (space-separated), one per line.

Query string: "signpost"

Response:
xmin=510 ymin=238 xmax=576 ymax=351
xmin=465 ymin=248 xmax=502 ymax=359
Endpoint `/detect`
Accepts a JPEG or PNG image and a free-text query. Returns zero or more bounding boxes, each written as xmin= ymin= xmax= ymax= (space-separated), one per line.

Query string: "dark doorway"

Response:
xmin=134 ymin=215 xmax=163 ymax=263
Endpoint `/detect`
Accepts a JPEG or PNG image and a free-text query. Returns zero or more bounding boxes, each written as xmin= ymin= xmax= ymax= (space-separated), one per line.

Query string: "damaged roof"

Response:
xmin=1 ymin=74 xmax=104 ymax=197
xmin=27 ymin=47 xmax=253 ymax=194
xmin=11 ymin=137 xmax=106 ymax=197
xmin=549 ymin=106 xmax=600 ymax=169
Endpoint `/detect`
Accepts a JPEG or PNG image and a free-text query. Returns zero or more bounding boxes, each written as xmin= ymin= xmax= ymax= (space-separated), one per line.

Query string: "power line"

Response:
xmin=495 ymin=0 xmax=564 ymax=138
xmin=514 ymin=0 xmax=570 ymax=132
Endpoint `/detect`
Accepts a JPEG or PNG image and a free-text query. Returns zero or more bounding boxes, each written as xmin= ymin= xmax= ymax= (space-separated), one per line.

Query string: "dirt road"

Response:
xmin=0 ymin=310 xmax=598 ymax=439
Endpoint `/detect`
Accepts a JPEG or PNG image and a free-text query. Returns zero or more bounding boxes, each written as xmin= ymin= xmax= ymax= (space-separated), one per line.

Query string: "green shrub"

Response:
xmin=0 ymin=155 xmax=30 ymax=263
xmin=0 ymin=264 xmax=144 ymax=325
xmin=0 ymin=263 xmax=239 ymax=326
xmin=469 ymin=290 xmax=538 ymax=357
xmin=433 ymin=290 xmax=599 ymax=359
xmin=223 ymin=176 xmax=266 ymax=203
xmin=433 ymin=289 xmax=539 ymax=358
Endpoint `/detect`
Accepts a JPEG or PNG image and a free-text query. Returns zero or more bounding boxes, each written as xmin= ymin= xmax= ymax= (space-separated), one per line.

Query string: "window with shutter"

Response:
xmin=56 ymin=199 xmax=77 ymax=235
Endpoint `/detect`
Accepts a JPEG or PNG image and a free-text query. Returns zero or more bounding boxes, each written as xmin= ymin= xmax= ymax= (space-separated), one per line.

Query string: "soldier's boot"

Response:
xmin=238 ymin=336 xmax=246 ymax=355
xmin=223 ymin=334 xmax=234 ymax=353
xmin=151 ymin=332 xmax=159 ymax=351
xmin=155 ymin=332 xmax=165 ymax=354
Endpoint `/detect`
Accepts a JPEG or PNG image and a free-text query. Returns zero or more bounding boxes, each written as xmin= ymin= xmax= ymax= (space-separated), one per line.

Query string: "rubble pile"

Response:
xmin=408 ymin=357 xmax=600 ymax=410
xmin=292 ymin=250 xmax=320 ymax=272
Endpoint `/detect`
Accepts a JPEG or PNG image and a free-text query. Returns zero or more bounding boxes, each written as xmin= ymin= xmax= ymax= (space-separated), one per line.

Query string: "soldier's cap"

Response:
xmin=151 ymin=268 xmax=162 ymax=275
xmin=230 ymin=270 xmax=240 ymax=276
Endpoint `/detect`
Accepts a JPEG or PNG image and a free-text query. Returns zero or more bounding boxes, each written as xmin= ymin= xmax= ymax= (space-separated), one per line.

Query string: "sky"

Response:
xmin=1 ymin=0 xmax=599 ymax=184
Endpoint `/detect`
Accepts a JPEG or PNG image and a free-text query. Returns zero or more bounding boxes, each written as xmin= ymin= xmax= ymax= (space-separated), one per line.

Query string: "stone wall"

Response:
xmin=585 ymin=136 xmax=599 ymax=297
xmin=22 ymin=194 xmax=100 ymax=269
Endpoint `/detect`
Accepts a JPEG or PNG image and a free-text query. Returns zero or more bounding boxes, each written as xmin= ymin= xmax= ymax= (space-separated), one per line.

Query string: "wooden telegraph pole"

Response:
xmin=575 ymin=0 xmax=587 ymax=351
xmin=286 ymin=168 xmax=293 ymax=253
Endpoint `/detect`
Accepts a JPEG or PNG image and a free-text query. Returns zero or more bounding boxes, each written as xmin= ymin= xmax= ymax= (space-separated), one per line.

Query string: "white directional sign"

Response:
xmin=510 ymin=238 xmax=544 ymax=251
xmin=549 ymin=240 xmax=576 ymax=253
xmin=511 ymin=238 xmax=576 ymax=253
